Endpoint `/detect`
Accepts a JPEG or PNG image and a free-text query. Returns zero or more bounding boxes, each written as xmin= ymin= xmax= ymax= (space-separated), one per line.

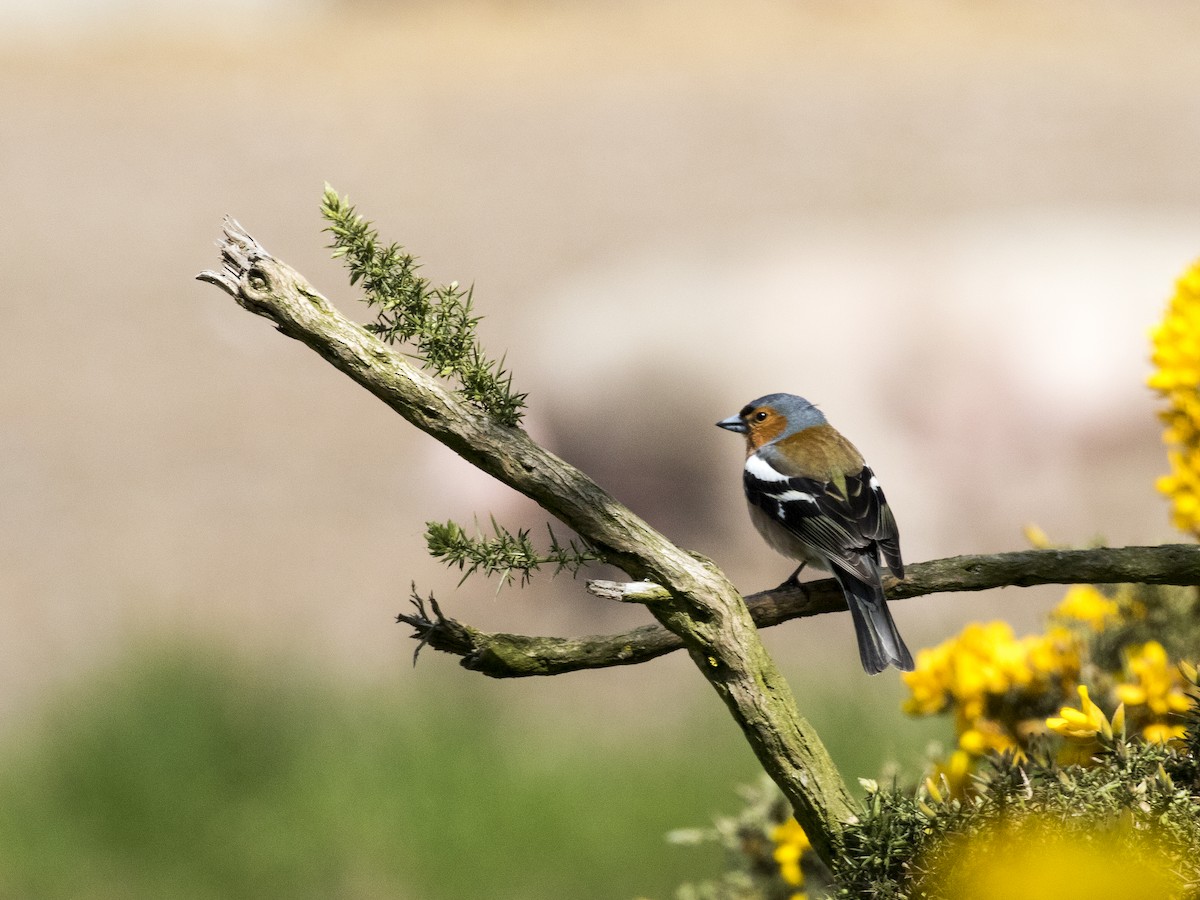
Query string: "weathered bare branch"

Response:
xmin=396 ymin=545 xmax=1200 ymax=677
xmin=586 ymin=580 xmax=672 ymax=603
xmin=198 ymin=217 xmax=856 ymax=865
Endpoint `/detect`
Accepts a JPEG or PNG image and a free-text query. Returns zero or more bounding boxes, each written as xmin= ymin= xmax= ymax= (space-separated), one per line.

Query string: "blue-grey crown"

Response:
xmin=742 ymin=392 xmax=827 ymax=434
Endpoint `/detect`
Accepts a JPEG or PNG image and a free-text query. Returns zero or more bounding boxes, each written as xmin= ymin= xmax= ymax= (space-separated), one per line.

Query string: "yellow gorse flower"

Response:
xmin=770 ymin=818 xmax=811 ymax=889
xmin=1052 ymin=585 xmax=1119 ymax=632
xmin=1046 ymin=684 xmax=1123 ymax=765
xmin=1116 ymin=642 xmax=1191 ymax=715
xmin=931 ymin=748 xmax=975 ymax=798
xmin=1022 ymin=523 xmax=1053 ymax=549
xmin=958 ymin=718 xmax=1019 ymax=756
xmin=1024 ymin=625 xmax=1080 ymax=681
xmin=1149 ymin=257 xmax=1200 ymax=539
xmin=1114 ymin=641 xmax=1193 ymax=742
xmin=1046 ymin=684 xmax=1110 ymax=742
xmin=1143 ymin=722 xmax=1187 ymax=744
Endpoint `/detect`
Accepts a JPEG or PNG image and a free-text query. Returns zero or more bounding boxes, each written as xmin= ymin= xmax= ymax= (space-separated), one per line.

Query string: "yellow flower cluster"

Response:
xmin=1149 ymin=257 xmax=1200 ymax=538
xmin=1115 ymin=641 xmax=1192 ymax=743
xmin=907 ymin=568 xmax=1198 ymax=782
xmin=1043 ymin=640 xmax=1198 ymax=762
xmin=903 ymin=622 xmax=1078 ymax=720
xmin=903 ymin=619 xmax=1080 ymax=791
xmin=770 ymin=817 xmax=811 ymax=900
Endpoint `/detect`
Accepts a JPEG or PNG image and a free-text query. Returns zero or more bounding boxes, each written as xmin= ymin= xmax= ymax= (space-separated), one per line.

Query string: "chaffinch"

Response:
xmin=717 ymin=393 xmax=914 ymax=675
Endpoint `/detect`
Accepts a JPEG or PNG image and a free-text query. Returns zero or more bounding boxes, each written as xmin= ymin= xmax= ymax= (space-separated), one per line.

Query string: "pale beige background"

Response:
xmin=2 ymin=0 xmax=1199 ymax=726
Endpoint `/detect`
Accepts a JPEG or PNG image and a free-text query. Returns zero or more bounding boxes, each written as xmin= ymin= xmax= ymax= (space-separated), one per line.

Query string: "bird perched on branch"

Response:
xmin=717 ymin=393 xmax=913 ymax=674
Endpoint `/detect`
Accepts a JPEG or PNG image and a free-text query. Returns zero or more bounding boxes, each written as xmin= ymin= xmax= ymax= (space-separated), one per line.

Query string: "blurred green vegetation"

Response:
xmin=0 ymin=643 xmax=940 ymax=899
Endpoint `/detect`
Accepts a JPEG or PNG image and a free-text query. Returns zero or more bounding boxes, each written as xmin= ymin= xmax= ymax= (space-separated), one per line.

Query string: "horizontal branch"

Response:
xmin=397 ymin=545 xmax=1200 ymax=678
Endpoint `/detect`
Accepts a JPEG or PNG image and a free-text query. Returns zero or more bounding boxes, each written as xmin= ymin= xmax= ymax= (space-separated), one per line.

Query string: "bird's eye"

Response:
xmin=753 ymin=410 xmax=769 ymax=422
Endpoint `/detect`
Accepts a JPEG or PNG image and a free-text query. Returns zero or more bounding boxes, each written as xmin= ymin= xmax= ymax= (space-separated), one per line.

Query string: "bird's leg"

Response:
xmin=777 ymin=562 xmax=807 ymax=592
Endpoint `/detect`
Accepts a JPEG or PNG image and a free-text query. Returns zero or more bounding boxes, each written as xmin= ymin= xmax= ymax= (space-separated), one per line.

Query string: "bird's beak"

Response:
xmin=715 ymin=414 xmax=748 ymax=434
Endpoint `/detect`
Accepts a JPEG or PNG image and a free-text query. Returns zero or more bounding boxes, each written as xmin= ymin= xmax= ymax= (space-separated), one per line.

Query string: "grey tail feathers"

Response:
xmin=831 ymin=566 xmax=914 ymax=675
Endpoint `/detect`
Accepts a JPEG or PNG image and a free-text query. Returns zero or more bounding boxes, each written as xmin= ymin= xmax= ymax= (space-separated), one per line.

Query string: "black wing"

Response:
xmin=844 ymin=465 xmax=904 ymax=578
xmin=744 ymin=462 xmax=903 ymax=580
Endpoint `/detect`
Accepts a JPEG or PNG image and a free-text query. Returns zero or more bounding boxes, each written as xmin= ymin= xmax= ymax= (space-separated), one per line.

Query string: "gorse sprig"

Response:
xmin=425 ymin=518 xmax=602 ymax=588
xmin=321 ymin=185 xmax=527 ymax=425
xmin=321 ymin=187 xmax=594 ymax=591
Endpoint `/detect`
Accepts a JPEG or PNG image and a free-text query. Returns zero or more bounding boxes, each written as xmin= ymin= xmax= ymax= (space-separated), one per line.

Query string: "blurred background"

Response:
xmin=3 ymin=0 xmax=1200 ymax=896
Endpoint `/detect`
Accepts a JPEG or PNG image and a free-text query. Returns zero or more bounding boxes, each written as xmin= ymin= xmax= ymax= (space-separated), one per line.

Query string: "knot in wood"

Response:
xmin=246 ymin=266 xmax=270 ymax=294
